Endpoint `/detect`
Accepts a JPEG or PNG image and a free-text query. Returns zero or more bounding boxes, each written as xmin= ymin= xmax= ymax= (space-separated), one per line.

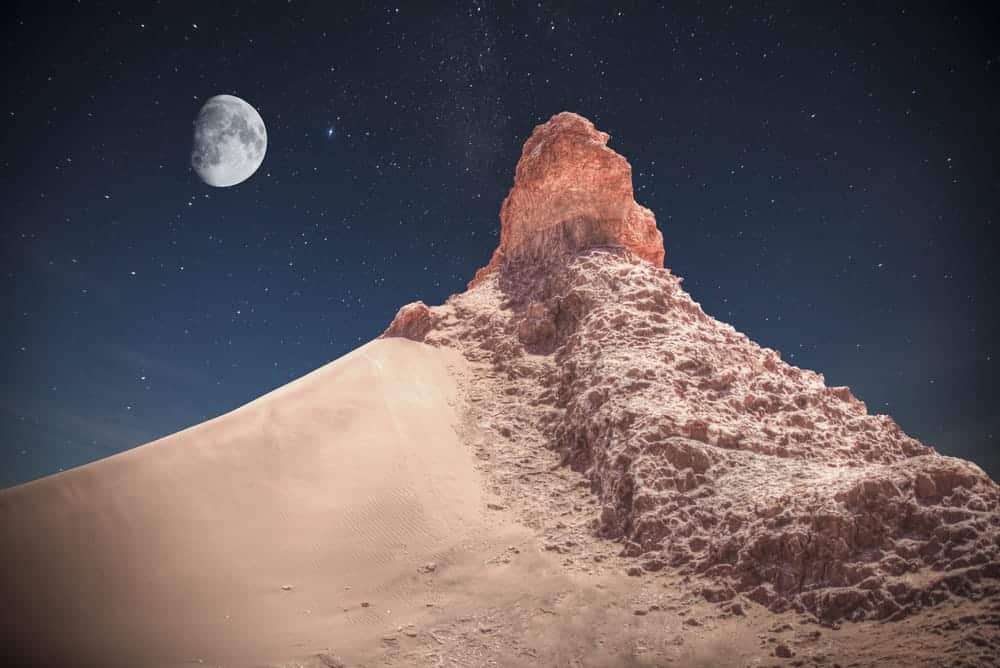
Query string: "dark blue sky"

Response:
xmin=2 ymin=1 xmax=997 ymax=486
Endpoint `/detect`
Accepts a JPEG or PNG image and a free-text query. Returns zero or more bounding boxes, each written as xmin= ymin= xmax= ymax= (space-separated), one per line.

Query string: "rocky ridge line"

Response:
xmin=383 ymin=112 xmax=1000 ymax=623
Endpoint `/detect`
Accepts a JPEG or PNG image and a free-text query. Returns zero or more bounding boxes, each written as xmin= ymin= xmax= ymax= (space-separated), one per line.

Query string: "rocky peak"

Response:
xmin=469 ymin=112 xmax=664 ymax=287
xmin=383 ymin=114 xmax=1000 ymax=624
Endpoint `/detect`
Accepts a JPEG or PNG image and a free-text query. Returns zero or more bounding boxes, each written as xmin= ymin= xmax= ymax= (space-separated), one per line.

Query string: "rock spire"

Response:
xmin=469 ymin=112 xmax=664 ymax=287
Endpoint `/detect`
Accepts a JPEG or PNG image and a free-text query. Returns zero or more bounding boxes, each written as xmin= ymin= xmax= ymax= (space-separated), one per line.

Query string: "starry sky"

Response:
xmin=2 ymin=1 xmax=997 ymax=487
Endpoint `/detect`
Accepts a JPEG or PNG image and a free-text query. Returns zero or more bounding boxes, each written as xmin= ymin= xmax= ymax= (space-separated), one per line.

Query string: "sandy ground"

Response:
xmin=1 ymin=338 xmax=997 ymax=667
xmin=1 ymin=339 xmax=512 ymax=667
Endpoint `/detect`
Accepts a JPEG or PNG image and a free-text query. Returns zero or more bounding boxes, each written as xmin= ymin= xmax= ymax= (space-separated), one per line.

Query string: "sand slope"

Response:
xmin=1 ymin=338 xmax=492 ymax=667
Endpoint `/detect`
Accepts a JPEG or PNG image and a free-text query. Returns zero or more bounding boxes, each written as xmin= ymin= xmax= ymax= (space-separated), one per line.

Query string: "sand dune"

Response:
xmin=1 ymin=339 xmax=495 ymax=667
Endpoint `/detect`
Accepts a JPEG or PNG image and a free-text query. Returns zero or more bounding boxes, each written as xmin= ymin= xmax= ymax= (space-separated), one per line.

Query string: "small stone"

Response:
xmin=404 ymin=629 xmax=418 ymax=638
xmin=417 ymin=562 xmax=437 ymax=574
xmin=701 ymin=584 xmax=735 ymax=602
xmin=642 ymin=558 xmax=666 ymax=572
xmin=280 ymin=584 xmax=294 ymax=591
xmin=683 ymin=617 xmax=701 ymax=627
xmin=487 ymin=502 xmax=506 ymax=511
xmin=775 ymin=643 xmax=794 ymax=658
xmin=626 ymin=566 xmax=643 ymax=577
xmin=317 ymin=653 xmax=347 ymax=668
xmin=361 ymin=601 xmax=370 ymax=608
xmin=634 ymin=608 xmax=648 ymax=616
xmin=478 ymin=624 xmax=493 ymax=633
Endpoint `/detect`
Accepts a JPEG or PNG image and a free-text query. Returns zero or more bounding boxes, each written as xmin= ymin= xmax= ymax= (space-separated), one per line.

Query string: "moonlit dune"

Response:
xmin=1 ymin=339 xmax=493 ymax=667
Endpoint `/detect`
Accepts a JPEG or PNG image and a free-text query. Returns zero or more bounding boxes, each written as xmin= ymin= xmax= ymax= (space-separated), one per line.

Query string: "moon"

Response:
xmin=191 ymin=95 xmax=267 ymax=187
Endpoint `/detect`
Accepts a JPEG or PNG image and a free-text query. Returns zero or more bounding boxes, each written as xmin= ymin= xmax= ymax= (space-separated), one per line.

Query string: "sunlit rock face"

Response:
xmin=469 ymin=112 xmax=664 ymax=288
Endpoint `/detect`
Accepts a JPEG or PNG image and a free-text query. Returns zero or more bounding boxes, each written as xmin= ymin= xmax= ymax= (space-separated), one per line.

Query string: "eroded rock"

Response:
xmin=469 ymin=112 xmax=663 ymax=287
xmin=382 ymin=301 xmax=432 ymax=341
xmin=385 ymin=112 xmax=1000 ymax=623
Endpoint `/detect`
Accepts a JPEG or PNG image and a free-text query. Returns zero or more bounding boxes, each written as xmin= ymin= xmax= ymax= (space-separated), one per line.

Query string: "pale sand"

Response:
xmin=1 ymin=339 xmax=522 ymax=667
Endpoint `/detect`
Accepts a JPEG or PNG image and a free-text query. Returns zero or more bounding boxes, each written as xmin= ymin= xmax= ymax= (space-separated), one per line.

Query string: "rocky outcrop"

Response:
xmin=392 ymin=112 xmax=1000 ymax=622
xmin=382 ymin=301 xmax=433 ymax=341
xmin=469 ymin=112 xmax=663 ymax=288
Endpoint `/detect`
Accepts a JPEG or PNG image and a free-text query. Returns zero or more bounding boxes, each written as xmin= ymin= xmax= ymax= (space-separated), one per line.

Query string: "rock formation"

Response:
xmin=385 ymin=111 xmax=1000 ymax=623
xmin=383 ymin=301 xmax=433 ymax=341
xmin=468 ymin=111 xmax=663 ymax=288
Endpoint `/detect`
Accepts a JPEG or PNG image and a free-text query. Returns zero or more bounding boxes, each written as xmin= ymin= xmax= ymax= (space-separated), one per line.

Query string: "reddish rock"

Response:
xmin=702 ymin=584 xmax=736 ymax=602
xmin=392 ymin=111 xmax=1000 ymax=623
xmin=469 ymin=112 xmax=663 ymax=288
xmin=382 ymin=301 xmax=432 ymax=341
xmin=775 ymin=643 xmax=794 ymax=658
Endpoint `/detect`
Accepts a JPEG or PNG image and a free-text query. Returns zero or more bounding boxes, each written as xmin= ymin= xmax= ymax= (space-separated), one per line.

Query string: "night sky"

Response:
xmin=2 ymin=1 xmax=997 ymax=487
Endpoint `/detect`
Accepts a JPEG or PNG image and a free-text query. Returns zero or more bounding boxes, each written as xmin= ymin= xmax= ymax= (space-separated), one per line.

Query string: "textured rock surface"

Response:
xmin=469 ymin=112 xmax=663 ymax=288
xmin=383 ymin=301 xmax=433 ymax=341
xmin=422 ymin=249 xmax=1000 ymax=623
xmin=395 ymin=112 xmax=1000 ymax=623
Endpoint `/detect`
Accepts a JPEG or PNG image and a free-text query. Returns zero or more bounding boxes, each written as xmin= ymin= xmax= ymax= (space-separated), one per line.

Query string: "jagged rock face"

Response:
xmin=519 ymin=255 xmax=998 ymax=623
xmin=469 ymin=112 xmax=663 ymax=288
xmin=384 ymin=112 xmax=1000 ymax=622
xmin=415 ymin=252 xmax=1000 ymax=622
